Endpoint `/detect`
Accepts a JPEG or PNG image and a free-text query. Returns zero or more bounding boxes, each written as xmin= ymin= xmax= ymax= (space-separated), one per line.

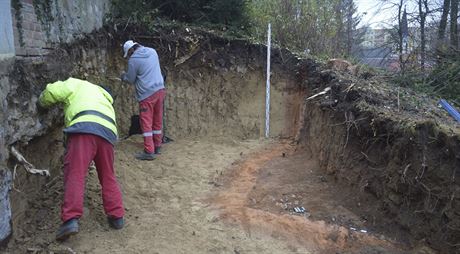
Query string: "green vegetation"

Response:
xmin=247 ymin=0 xmax=361 ymax=57
xmin=110 ymin=0 xmax=248 ymax=31
xmin=110 ymin=0 xmax=361 ymax=58
xmin=389 ymin=52 xmax=460 ymax=105
xmin=428 ymin=52 xmax=460 ymax=104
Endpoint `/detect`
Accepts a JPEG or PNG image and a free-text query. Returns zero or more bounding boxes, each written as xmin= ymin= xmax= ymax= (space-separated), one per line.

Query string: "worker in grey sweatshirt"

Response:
xmin=121 ymin=40 xmax=165 ymax=160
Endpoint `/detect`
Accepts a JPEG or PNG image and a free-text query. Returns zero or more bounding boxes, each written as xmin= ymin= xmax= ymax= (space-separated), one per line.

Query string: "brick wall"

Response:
xmin=8 ymin=0 xmax=109 ymax=57
xmin=11 ymin=0 xmax=48 ymax=56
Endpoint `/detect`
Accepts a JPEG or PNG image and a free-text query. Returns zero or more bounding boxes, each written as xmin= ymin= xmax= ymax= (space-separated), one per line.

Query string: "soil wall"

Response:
xmin=104 ymin=31 xmax=306 ymax=139
xmin=297 ymin=77 xmax=460 ymax=253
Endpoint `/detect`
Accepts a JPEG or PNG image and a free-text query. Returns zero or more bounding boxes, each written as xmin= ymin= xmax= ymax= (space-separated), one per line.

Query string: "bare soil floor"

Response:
xmin=5 ymin=136 xmax=427 ymax=253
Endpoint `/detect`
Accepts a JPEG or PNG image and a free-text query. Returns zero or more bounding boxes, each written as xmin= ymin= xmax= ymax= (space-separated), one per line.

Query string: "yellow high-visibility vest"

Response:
xmin=39 ymin=78 xmax=117 ymax=136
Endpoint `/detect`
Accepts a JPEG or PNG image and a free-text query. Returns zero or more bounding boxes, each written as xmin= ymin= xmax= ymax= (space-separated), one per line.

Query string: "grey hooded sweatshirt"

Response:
xmin=122 ymin=46 xmax=165 ymax=101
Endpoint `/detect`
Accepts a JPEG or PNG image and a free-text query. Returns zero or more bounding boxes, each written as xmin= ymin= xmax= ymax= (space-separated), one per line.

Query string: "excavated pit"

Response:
xmin=3 ymin=27 xmax=460 ymax=253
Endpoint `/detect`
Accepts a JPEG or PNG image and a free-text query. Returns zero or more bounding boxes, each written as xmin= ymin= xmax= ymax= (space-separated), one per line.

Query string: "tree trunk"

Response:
xmin=398 ymin=0 xmax=405 ymax=73
xmin=450 ymin=0 xmax=459 ymax=48
xmin=439 ymin=0 xmax=451 ymax=41
xmin=419 ymin=0 xmax=428 ymax=70
xmin=346 ymin=0 xmax=354 ymax=56
xmin=335 ymin=0 xmax=344 ymax=55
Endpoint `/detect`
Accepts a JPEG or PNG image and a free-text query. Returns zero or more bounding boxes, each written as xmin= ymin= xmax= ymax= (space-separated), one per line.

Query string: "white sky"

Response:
xmin=354 ymin=0 xmax=420 ymax=28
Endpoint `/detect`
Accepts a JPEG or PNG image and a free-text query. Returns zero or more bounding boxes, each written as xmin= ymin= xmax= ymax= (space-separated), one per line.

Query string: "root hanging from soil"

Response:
xmin=10 ymin=147 xmax=50 ymax=177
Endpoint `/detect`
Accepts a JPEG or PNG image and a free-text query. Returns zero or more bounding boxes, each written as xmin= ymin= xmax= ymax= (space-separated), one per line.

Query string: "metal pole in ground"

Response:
xmin=265 ymin=23 xmax=271 ymax=138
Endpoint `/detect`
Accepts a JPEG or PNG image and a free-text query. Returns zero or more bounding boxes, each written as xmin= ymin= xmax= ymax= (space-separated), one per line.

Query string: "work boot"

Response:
xmin=135 ymin=151 xmax=156 ymax=161
xmin=107 ymin=217 xmax=124 ymax=230
xmin=154 ymin=147 xmax=161 ymax=155
xmin=56 ymin=218 xmax=79 ymax=241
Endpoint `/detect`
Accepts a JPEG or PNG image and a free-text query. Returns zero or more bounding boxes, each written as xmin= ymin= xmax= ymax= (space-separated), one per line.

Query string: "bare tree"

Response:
xmin=450 ymin=0 xmax=459 ymax=48
xmin=374 ymin=0 xmax=409 ymax=71
xmin=397 ymin=0 xmax=406 ymax=72
xmin=438 ymin=0 xmax=450 ymax=41
xmin=343 ymin=0 xmax=361 ymax=56
xmin=335 ymin=0 xmax=361 ymax=57
xmin=418 ymin=0 xmax=429 ymax=70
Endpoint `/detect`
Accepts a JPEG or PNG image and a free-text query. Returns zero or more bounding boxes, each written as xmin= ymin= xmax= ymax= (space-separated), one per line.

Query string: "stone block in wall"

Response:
xmin=32 ymin=23 xmax=42 ymax=33
xmin=21 ymin=21 xmax=33 ymax=31
xmin=13 ymin=35 xmax=20 ymax=50
xmin=32 ymin=31 xmax=45 ymax=41
xmin=20 ymin=3 xmax=34 ymax=16
xmin=32 ymin=40 xmax=46 ymax=49
xmin=25 ymin=48 xmax=43 ymax=56
xmin=0 ymin=169 xmax=12 ymax=245
xmin=14 ymin=47 xmax=26 ymax=56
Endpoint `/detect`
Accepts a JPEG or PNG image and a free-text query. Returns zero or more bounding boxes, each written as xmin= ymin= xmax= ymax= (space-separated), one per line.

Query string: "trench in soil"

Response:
xmin=7 ymin=137 xmax=423 ymax=254
xmin=4 ymin=35 xmax=445 ymax=253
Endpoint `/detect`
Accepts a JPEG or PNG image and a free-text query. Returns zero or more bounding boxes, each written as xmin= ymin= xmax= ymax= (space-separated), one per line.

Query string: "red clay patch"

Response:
xmin=209 ymin=142 xmax=413 ymax=253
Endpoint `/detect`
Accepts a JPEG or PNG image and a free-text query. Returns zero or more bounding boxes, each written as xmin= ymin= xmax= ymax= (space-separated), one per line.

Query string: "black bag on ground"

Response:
xmin=128 ymin=114 xmax=173 ymax=144
xmin=128 ymin=115 xmax=142 ymax=136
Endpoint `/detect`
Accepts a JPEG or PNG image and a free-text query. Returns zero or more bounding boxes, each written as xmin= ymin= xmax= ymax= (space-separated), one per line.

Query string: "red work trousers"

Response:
xmin=139 ymin=89 xmax=166 ymax=154
xmin=61 ymin=133 xmax=124 ymax=222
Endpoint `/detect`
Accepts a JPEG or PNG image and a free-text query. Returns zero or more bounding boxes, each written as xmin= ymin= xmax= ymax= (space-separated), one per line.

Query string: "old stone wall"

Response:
xmin=8 ymin=0 xmax=109 ymax=57
xmin=11 ymin=0 xmax=47 ymax=56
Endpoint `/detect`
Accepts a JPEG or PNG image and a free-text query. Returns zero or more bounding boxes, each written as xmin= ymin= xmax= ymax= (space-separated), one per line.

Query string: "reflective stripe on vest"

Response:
xmin=71 ymin=110 xmax=116 ymax=125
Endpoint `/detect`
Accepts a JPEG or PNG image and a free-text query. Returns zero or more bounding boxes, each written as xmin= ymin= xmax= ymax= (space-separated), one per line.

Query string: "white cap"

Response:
xmin=123 ymin=40 xmax=138 ymax=58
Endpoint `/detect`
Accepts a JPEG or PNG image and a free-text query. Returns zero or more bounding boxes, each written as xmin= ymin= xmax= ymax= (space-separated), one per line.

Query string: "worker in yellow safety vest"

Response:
xmin=39 ymin=77 xmax=125 ymax=241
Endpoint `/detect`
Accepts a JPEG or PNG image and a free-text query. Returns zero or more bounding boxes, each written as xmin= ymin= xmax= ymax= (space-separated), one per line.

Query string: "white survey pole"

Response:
xmin=265 ymin=23 xmax=271 ymax=138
